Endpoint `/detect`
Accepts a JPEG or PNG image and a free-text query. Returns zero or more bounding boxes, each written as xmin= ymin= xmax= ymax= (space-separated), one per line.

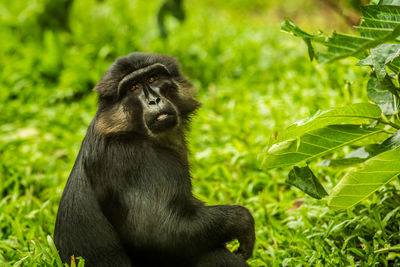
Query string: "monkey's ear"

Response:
xmin=192 ymin=100 xmax=203 ymax=111
xmin=180 ymin=98 xmax=202 ymax=116
xmin=93 ymin=72 xmax=121 ymax=99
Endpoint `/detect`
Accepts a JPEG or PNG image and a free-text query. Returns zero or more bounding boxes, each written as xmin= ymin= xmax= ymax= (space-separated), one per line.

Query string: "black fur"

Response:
xmin=54 ymin=53 xmax=255 ymax=267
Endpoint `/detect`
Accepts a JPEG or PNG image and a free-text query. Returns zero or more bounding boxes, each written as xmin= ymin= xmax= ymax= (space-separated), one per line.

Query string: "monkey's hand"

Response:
xmin=231 ymin=206 xmax=255 ymax=260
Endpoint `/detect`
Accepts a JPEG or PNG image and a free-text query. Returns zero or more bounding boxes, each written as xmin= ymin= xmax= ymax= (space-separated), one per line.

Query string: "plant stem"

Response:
xmin=379 ymin=116 xmax=400 ymax=129
xmin=386 ymin=121 xmax=400 ymax=129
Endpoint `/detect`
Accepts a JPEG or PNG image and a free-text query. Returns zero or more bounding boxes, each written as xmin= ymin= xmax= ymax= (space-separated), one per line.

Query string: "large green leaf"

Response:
xmin=286 ymin=166 xmax=328 ymax=199
xmin=274 ymin=103 xmax=381 ymax=144
xmin=262 ymin=125 xmax=383 ymax=169
xmin=328 ymin=147 xmax=400 ymax=210
xmin=318 ymin=145 xmax=379 ymax=167
xmin=318 ymin=157 xmax=368 ymax=167
xmin=281 ymin=5 xmax=400 ymax=63
xmin=318 ymin=130 xmax=400 ymax=167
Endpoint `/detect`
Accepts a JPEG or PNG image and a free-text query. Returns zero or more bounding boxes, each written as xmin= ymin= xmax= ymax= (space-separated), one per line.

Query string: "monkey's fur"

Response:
xmin=54 ymin=53 xmax=255 ymax=267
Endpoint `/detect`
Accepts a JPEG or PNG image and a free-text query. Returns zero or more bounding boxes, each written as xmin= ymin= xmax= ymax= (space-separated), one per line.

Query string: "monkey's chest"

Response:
xmin=117 ymin=191 xmax=183 ymax=247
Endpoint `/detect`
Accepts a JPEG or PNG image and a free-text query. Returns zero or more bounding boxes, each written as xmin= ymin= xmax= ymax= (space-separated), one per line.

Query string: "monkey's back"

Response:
xmin=54 ymin=154 xmax=132 ymax=266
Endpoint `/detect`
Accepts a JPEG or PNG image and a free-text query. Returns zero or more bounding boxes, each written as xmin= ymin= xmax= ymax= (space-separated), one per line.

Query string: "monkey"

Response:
xmin=54 ymin=52 xmax=255 ymax=267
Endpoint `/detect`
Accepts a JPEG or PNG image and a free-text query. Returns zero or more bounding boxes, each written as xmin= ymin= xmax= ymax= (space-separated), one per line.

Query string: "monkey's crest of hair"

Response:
xmin=94 ymin=53 xmax=190 ymax=99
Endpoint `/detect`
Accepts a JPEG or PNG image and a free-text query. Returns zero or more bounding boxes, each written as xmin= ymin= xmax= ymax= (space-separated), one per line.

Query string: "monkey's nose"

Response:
xmin=148 ymin=97 xmax=161 ymax=105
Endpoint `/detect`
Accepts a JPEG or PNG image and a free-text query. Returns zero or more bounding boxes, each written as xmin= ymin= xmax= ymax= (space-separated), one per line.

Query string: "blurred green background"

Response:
xmin=1 ymin=0 xmax=400 ymax=266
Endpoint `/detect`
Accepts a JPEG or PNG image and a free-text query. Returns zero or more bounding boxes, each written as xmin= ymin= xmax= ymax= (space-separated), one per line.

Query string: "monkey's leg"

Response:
xmin=55 ymin=174 xmax=133 ymax=267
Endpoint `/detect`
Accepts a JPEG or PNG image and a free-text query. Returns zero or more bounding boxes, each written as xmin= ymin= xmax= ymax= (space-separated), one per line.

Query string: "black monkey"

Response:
xmin=54 ymin=53 xmax=255 ymax=267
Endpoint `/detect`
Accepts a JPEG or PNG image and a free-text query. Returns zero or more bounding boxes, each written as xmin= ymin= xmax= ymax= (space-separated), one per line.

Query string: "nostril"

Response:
xmin=148 ymin=97 xmax=161 ymax=105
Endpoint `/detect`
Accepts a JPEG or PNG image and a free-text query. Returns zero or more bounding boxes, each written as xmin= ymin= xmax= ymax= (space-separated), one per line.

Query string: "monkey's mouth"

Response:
xmin=153 ymin=111 xmax=175 ymax=123
xmin=156 ymin=113 xmax=170 ymax=121
xmin=147 ymin=111 xmax=177 ymax=133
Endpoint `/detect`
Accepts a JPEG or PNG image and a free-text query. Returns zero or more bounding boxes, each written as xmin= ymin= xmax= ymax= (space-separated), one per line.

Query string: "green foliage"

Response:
xmin=158 ymin=0 xmax=185 ymax=38
xmin=366 ymin=73 xmax=399 ymax=114
xmin=37 ymin=0 xmax=74 ymax=31
xmin=270 ymin=103 xmax=382 ymax=144
xmin=286 ymin=166 xmax=328 ymax=199
xmin=262 ymin=124 xmax=383 ymax=169
xmin=328 ymin=147 xmax=400 ymax=209
xmin=281 ymin=5 xmax=400 ymax=63
xmin=1 ymin=0 xmax=400 ymax=266
xmin=356 ymin=44 xmax=400 ymax=81
xmin=265 ymin=1 xmax=400 ymax=210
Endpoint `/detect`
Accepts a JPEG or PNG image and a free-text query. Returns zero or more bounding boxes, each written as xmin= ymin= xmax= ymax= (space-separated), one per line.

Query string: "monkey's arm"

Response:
xmin=140 ymin=199 xmax=255 ymax=259
xmin=113 ymin=194 xmax=255 ymax=260
xmin=188 ymin=203 xmax=255 ymax=260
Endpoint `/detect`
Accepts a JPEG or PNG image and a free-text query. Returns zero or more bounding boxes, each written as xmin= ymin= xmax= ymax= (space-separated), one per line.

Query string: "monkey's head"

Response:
xmin=93 ymin=53 xmax=201 ymax=137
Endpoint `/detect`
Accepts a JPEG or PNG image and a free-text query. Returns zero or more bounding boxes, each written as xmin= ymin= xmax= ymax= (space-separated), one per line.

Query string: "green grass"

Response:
xmin=1 ymin=0 xmax=400 ymax=266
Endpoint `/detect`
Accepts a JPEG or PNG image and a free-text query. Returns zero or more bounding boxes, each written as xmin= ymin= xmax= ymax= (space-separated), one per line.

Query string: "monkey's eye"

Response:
xmin=131 ymin=84 xmax=140 ymax=91
xmin=148 ymin=76 xmax=157 ymax=83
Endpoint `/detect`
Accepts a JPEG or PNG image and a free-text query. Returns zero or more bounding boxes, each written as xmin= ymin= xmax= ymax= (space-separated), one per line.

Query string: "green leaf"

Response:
xmin=356 ymin=44 xmax=400 ymax=80
xmin=319 ymin=131 xmax=400 ymax=167
xmin=374 ymin=129 xmax=400 ymax=154
xmin=281 ymin=5 xmax=400 ymax=63
xmin=274 ymin=103 xmax=381 ymax=144
xmin=385 ymin=47 xmax=400 ymax=73
xmin=262 ymin=125 xmax=383 ymax=169
xmin=366 ymin=74 xmax=399 ymax=115
xmin=375 ymin=244 xmax=400 ymax=253
xmin=317 ymin=32 xmax=370 ymax=63
xmin=379 ymin=0 xmax=400 ymax=5
xmin=280 ymin=18 xmax=314 ymax=39
xmin=77 ymin=257 xmax=86 ymax=267
xmin=286 ymin=166 xmax=328 ymax=199
xmin=328 ymin=147 xmax=400 ymax=210
xmin=281 ymin=18 xmax=318 ymax=60
xmin=47 ymin=235 xmax=63 ymax=267
xmin=318 ymin=145 xmax=380 ymax=167
xmin=318 ymin=157 xmax=367 ymax=167
xmin=304 ymin=38 xmax=316 ymax=61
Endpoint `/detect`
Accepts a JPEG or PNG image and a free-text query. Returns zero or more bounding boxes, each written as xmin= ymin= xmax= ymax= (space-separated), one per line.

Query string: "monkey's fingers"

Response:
xmin=235 ymin=228 xmax=255 ymax=260
xmin=233 ymin=246 xmax=252 ymax=260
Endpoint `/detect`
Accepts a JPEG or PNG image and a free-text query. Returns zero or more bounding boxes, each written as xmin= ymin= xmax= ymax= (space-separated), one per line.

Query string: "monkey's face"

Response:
xmin=94 ymin=53 xmax=200 ymax=137
xmin=122 ymin=63 xmax=179 ymax=134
